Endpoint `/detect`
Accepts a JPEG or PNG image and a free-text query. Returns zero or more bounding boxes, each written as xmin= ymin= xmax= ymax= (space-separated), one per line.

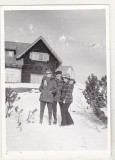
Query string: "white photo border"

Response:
xmin=0 ymin=4 xmax=111 ymax=160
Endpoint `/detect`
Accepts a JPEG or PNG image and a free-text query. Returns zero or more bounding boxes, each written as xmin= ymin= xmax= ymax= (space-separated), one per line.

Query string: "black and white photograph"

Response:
xmin=1 ymin=5 xmax=110 ymax=155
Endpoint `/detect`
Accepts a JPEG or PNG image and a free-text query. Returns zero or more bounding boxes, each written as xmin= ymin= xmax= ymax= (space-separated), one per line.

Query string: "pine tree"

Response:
xmin=82 ymin=74 xmax=107 ymax=125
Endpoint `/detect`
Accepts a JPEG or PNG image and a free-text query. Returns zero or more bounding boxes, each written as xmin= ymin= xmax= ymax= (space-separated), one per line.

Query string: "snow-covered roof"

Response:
xmin=57 ymin=65 xmax=72 ymax=72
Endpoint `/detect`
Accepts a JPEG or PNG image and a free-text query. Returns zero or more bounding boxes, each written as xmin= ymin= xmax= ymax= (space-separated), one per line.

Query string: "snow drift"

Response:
xmin=6 ymin=83 xmax=108 ymax=151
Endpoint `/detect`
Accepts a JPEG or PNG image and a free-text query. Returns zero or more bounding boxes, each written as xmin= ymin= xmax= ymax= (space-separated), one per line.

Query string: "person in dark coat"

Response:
xmin=39 ymin=69 xmax=57 ymax=125
xmin=60 ymin=73 xmax=75 ymax=126
xmin=52 ymin=71 xmax=64 ymax=124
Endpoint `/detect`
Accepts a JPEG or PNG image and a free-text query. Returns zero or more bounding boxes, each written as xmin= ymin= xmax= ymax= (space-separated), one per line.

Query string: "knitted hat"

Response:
xmin=62 ymin=73 xmax=70 ymax=79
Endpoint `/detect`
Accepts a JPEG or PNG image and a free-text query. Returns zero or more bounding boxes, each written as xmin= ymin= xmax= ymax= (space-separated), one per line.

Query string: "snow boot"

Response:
xmin=53 ymin=119 xmax=57 ymax=125
xmin=39 ymin=120 xmax=42 ymax=124
xmin=49 ymin=121 xmax=51 ymax=125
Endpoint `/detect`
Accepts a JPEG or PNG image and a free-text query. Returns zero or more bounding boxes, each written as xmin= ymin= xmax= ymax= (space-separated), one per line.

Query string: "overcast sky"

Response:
xmin=4 ymin=9 xmax=106 ymax=85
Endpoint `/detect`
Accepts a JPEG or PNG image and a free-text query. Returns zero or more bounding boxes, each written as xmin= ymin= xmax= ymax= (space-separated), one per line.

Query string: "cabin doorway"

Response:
xmin=30 ymin=74 xmax=43 ymax=84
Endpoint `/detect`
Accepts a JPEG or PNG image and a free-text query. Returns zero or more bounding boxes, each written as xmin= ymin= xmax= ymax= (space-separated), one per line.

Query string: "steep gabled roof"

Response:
xmin=16 ymin=36 xmax=62 ymax=65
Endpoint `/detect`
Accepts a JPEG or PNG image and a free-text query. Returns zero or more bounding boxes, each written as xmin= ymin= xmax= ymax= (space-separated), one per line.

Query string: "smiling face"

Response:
xmin=69 ymin=80 xmax=74 ymax=85
xmin=46 ymin=71 xmax=52 ymax=78
xmin=69 ymin=79 xmax=76 ymax=85
xmin=56 ymin=74 xmax=62 ymax=80
xmin=69 ymin=80 xmax=75 ymax=85
xmin=63 ymin=77 xmax=69 ymax=83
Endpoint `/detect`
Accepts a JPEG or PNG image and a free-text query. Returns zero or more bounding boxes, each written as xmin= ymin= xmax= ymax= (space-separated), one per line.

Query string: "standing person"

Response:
xmin=52 ymin=71 xmax=64 ymax=124
xmin=39 ymin=69 xmax=57 ymax=125
xmin=60 ymin=73 xmax=75 ymax=126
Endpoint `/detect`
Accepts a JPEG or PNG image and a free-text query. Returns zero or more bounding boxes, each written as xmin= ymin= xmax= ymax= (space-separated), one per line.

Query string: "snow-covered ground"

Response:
xmin=6 ymin=83 xmax=108 ymax=151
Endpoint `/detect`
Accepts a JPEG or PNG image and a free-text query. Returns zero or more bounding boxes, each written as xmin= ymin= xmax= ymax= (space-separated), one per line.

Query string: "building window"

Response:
xmin=6 ymin=50 xmax=15 ymax=57
xmin=5 ymin=68 xmax=21 ymax=83
xmin=30 ymin=52 xmax=49 ymax=61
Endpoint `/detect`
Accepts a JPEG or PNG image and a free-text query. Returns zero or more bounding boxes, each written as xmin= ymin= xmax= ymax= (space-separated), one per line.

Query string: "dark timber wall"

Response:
xmin=21 ymin=40 xmax=58 ymax=83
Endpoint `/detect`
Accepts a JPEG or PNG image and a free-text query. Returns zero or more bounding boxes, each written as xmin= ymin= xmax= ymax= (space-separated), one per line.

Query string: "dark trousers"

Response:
xmin=60 ymin=103 xmax=74 ymax=126
xmin=40 ymin=101 xmax=52 ymax=122
xmin=52 ymin=101 xmax=62 ymax=122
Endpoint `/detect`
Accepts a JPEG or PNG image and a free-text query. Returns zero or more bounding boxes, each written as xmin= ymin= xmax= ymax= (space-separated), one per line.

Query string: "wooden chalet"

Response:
xmin=5 ymin=36 xmax=62 ymax=83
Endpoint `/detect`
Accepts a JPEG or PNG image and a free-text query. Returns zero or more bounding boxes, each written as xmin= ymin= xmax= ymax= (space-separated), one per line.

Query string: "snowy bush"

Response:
xmin=15 ymin=106 xmax=24 ymax=131
xmin=26 ymin=109 xmax=38 ymax=123
xmin=82 ymin=74 xmax=107 ymax=125
xmin=5 ymin=88 xmax=18 ymax=118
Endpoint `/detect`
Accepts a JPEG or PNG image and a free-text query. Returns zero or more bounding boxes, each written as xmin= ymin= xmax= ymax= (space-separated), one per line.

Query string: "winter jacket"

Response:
xmin=52 ymin=78 xmax=64 ymax=102
xmin=61 ymin=82 xmax=74 ymax=103
xmin=39 ymin=76 xmax=57 ymax=103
